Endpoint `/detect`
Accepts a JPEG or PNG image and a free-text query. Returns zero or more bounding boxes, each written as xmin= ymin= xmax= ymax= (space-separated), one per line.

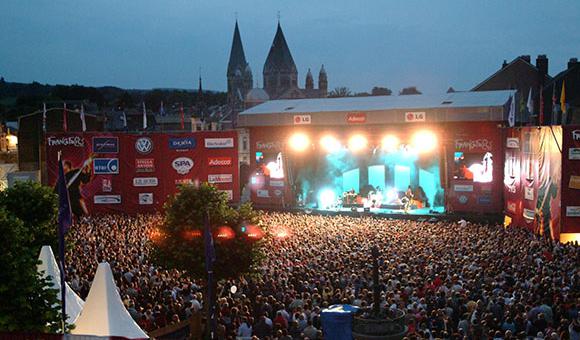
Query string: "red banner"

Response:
xmin=561 ymin=126 xmax=580 ymax=234
xmin=46 ymin=132 xmax=238 ymax=215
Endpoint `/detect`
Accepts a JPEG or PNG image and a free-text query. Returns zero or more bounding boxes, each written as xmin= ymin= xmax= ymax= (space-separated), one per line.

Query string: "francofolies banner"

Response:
xmin=46 ymin=132 xmax=239 ymax=215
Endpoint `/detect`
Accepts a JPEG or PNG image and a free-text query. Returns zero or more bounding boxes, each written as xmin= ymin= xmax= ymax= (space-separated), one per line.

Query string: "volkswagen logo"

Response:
xmin=135 ymin=137 xmax=153 ymax=154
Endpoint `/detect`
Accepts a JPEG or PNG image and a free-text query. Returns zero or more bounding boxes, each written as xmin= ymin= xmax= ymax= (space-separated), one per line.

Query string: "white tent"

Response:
xmin=37 ymin=245 xmax=85 ymax=323
xmin=72 ymin=262 xmax=148 ymax=339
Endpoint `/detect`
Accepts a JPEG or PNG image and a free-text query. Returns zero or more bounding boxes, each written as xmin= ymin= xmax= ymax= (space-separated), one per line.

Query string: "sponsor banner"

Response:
xmin=523 ymin=208 xmax=535 ymax=221
xmin=169 ymin=137 xmax=196 ymax=150
xmin=566 ymin=206 xmax=580 ymax=217
xmin=454 ymin=184 xmax=473 ymax=192
xmin=175 ymin=178 xmax=193 ymax=185
xmin=102 ymin=178 xmax=112 ymax=192
xmin=208 ymin=157 xmax=233 ymax=167
xmin=135 ymin=137 xmax=153 ymax=154
xmin=92 ymin=137 xmax=119 ymax=153
xmin=569 ymin=148 xmax=580 ymax=160
xmin=133 ymin=177 xmax=159 ymax=187
xmin=478 ymin=196 xmax=492 ymax=205
xmin=293 ymin=115 xmax=311 ymax=125
xmin=47 ymin=135 xmax=85 ymax=147
xmin=205 ymin=138 xmax=234 ymax=149
xmin=524 ymin=187 xmax=534 ymax=201
xmin=93 ymin=158 xmax=119 ymax=174
xmin=458 ymin=195 xmax=468 ymax=204
xmin=273 ymin=189 xmax=283 ymax=197
xmin=507 ymin=201 xmax=517 ymax=213
xmin=270 ymin=180 xmax=285 ymax=187
xmin=208 ymin=174 xmax=233 ymax=184
xmin=455 ymin=138 xmax=493 ymax=151
xmin=404 ymin=111 xmax=426 ymax=122
xmin=219 ymin=190 xmax=233 ymax=201
xmin=256 ymin=141 xmax=284 ymax=151
xmin=573 ymin=130 xmax=580 ymax=142
xmin=139 ymin=193 xmax=154 ymax=205
xmin=172 ymin=157 xmax=194 ymax=175
xmin=257 ymin=189 xmax=270 ymax=198
xmin=94 ymin=195 xmax=122 ymax=204
xmin=346 ymin=112 xmax=366 ymax=124
xmin=569 ymin=175 xmax=580 ymax=190
xmin=135 ymin=158 xmax=155 ymax=173
xmin=506 ymin=137 xmax=520 ymax=149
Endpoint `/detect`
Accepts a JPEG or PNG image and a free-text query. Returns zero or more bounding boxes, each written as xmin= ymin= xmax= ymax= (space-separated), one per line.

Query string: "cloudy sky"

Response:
xmin=1 ymin=0 xmax=579 ymax=94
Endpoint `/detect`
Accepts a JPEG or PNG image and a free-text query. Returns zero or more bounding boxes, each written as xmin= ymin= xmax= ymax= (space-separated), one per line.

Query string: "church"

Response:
xmin=227 ymin=20 xmax=328 ymax=113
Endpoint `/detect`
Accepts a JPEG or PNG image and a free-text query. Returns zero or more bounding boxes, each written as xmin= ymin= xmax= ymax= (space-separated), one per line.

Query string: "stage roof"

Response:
xmin=238 ymin=90 xmax=515 ymax=127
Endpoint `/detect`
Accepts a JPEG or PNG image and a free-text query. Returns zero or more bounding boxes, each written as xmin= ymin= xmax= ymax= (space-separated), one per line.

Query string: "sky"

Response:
xmin=1 ymin=0 xmax=579 ymax=94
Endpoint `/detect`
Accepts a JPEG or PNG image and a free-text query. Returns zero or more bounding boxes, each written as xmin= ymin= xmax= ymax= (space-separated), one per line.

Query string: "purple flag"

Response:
xmin=203 ymin=212 xmax=216 ymax=272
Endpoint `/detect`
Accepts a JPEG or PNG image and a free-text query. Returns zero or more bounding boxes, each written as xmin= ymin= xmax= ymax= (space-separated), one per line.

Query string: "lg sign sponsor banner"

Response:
xmin=293 ymin=115 xmax=311 ymax=125
xmin=46 ymin=132 xmax=239 ymax=214
xmin=405 ymin=111 xmax=426 ymax=122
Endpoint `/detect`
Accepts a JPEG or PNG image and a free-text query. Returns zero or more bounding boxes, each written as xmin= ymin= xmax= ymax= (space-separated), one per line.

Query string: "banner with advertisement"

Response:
xmin=561 ymin=126 xmax=580 ymax=234
xmin=46 ymin=132 xmax=238 ymax=215
xmin=503 ymin=127 xmax=562 ymax=239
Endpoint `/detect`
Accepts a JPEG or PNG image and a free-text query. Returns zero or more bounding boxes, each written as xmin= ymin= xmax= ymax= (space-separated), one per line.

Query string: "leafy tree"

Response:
xmin=0 ymin=181 xmax=58 ymax=251
xmin=399 ymin=86 xmax=422 ymax=95
xmin=328 ymin=87 xmax=352 ymax=98
xmin=0 ymin=207 xmax=62 ymax=332
xmin=152 ymin=183 xmax=263 ymax=280
xmin=371 ymin=87 xmax=392 ymax=96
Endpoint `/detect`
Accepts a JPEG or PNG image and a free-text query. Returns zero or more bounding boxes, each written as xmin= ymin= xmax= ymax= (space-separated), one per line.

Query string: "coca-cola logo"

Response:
xmin=455 ymin=138 xmax=493 ymax=151
xmin=47 ymin=136 xmax=85 ymax=147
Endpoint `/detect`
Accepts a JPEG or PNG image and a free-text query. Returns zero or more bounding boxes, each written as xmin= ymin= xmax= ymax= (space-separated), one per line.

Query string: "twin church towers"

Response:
xmin=227 ymin=20 xmax=328 ymax=110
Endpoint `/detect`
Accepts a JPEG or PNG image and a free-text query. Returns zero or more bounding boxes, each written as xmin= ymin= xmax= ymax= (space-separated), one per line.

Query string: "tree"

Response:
xmin=328 ymin=87 xmax=352 ymax=98
xmin=399 ymin=86 xmax=422 ymax=95
xmin=0 ymin=198 xmax=63 ymax=332
xmin=152 ymin=183 xmax=263 ymax=280
xmin=371 ymin=87 xmax=392 ymax=96
xmin=0 ymin=181 xmax=58 ymax=251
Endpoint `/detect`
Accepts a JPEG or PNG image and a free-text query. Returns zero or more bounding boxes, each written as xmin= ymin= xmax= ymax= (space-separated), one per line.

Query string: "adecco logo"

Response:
xmin=172 ymin=157 xmax=193 ymax=175
xmin=208 ymin=157 xmax=232 ymax=167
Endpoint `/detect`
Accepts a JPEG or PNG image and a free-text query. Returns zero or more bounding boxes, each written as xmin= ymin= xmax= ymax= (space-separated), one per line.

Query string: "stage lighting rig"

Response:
xmin=411 ymin=131 xmax=437 ymax=153
xmin=288 ymin=132 xmax=310 ymax=152
xmin=320 ymin=135 xmax=342 ymax=153
xmin=348 ymin=134 xmax=368 ymax=153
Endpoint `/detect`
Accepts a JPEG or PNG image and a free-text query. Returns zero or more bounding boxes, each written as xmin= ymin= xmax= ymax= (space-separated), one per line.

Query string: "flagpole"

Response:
xmin=203 ymin=210 xmax=216 ymax=339
xmin=57 ymin=152 xmax=67 ymax=332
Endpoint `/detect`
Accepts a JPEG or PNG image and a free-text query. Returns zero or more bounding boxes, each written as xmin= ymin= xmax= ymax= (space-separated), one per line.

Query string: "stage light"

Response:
xmin=318 ymin=189 xmax=336 ymax=209
xmin=320 ymin=135 xmax=341 ymax=153
xmin=381 ymin=135 xmax=400 ymax=152
xmin=348 ymin=134 xmax=368 ymax=153
xmin=288 ymin=132 xmax=310 ymax=152
xmin=411 ymin=131 xmax=437 ymax=153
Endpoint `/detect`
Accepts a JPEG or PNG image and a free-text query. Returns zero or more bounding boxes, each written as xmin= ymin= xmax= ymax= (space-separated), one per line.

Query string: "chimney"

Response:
xmin=502 ymin=60 xmax=508 ymax=69
xmin=536 ymin=55 xmax=548 ymax=77
xmin=520 ymin=55 xmax=531 ymax=64
xmin=569 ymin=57 xmax=578 ymax=69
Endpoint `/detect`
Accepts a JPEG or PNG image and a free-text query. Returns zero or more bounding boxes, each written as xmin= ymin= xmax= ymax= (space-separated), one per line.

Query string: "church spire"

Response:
xmin=227 ymin=20 xmax=249 ymax=77
xmin=263 ymin=22 xmax=297 ymax=74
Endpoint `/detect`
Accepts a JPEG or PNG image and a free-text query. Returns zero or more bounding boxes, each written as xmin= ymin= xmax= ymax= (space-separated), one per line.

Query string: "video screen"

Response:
xmin=453 ymin=151 xmax=493 ymax=183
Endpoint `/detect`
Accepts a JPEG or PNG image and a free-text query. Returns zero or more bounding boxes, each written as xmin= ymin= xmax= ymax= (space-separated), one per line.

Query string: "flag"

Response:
xmin=63 ymin=103 xmax=68 ymax=132
xmin=539 ymin=87 xmax=544 ymax=125
xmin=526 ymin=87 xmax=533 ymax=115
xmin=508 ymin=94 xmax=515 ymax=127
xmin=560 ymin=80 xmax=567 ymax=114
xmin=160 ymin=101 xmax=165 ymax=116
xmin=552 ymin=82 xmax=557 ymax=111
xmin=56 ymin=152 xmax=72 ymax=325
xmin=180 ymin=103 xmax=185 ymax=130
xmin=203 ymin=212 xmax=216 ymax=272
xmin=142 ymin=102 xmax=147 ymax=129
xmin=121 ymin=111 xmax=127 ymax=128
xmin=80 ymin=104 xmax=86 ymax=132
xmin=42 ymin=103 xmax=47 ymax=132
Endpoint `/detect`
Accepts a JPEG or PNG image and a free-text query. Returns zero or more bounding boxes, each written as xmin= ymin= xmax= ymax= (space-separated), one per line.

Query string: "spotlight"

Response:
xmin=381 ymin=135 xmax=400 ymax=152
xmin=411 ymin=131 xmax=437 ymax=153
xmin=318 ymin=189 xmax=336 ymax=209
xmin=320 ymin=135 xmax=341 ymax=153
xmin=348 ymin=134 xmax=368 ymax=153
xmin=288 ymin=133 xmax=310 ymax=152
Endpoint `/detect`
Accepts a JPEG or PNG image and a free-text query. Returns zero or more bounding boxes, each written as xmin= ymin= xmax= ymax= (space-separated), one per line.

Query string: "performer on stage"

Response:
xmin=403 ymin=185 xmax=414 ymax=214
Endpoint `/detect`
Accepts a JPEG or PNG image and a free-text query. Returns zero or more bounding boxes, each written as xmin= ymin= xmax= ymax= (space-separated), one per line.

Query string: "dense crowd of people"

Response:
xmin=65 ymin=212 xmax=580 ymax=339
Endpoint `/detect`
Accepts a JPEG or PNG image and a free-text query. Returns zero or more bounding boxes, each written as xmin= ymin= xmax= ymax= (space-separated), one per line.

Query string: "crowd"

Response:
xmin=65 ymin=212 xmax=580 ymax=340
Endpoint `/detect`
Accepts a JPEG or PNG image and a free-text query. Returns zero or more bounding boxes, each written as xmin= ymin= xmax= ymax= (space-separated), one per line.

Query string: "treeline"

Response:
xmin=0 ymin=77 xmax=226 ymax=121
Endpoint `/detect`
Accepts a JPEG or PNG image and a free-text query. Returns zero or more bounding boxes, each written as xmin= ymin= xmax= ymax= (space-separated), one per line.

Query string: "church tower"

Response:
xmin=227 ymin=21 xmax=253 ymax=108
xmin=263 ymin=22 xmax=298 ymax=99
xmin=305 ymin=68 xmax=313 ymax=90
xmin=318 ymin=64 xmax=328 ymax=97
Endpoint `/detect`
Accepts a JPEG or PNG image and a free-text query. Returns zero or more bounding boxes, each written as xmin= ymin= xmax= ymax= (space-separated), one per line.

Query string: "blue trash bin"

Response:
xmin=321 ymin=304 xmax=360 ymax=340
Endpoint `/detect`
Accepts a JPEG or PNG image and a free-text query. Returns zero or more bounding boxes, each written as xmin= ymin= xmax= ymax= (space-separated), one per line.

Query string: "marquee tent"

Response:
xmin=71 ymin=262 xmax=148 ymax=339
xmin=37 ymin=245 xmax=84 ymax=323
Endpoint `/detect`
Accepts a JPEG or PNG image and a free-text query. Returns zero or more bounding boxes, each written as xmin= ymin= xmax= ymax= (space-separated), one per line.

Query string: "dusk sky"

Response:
xmin=1 ymin=0 xmax=579 ymax=94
